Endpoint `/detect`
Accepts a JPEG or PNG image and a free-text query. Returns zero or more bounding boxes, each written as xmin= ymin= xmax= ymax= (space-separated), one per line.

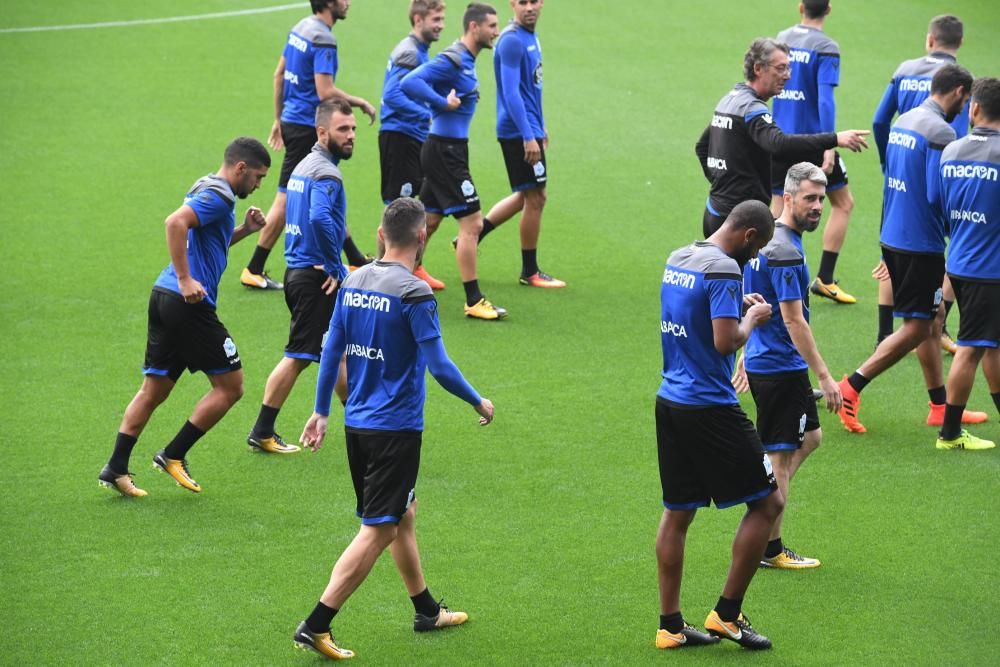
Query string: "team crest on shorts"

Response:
xmin=798 ymin=413 xmax=807 ymax=439
xmin=461 ymin=179 xmax=475 ymax=197
xmin=400 ymin=182 xmax=413 ymax=197
xmin=762 ymin=453 xmax=773 ymax=476
xmin=533 ymin=161 xmax=546 ymax=177
xmin=223 ymin=337 xmax=237 ymax=358
xmin=933 ymin=287 xmax=944 ymax=306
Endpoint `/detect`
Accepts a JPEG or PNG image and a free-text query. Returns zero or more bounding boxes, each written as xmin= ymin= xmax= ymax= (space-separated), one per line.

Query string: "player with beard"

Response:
xmin=734 ymin=163 xmax=842 ymax=570
xmin=246 ymin=98 xmax=358 ymax=455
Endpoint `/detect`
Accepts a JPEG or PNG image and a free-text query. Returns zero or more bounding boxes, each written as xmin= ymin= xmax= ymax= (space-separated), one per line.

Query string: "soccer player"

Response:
xmin=837 ymin=65 xmax=986 ymax=434
xmin=771 ymin=1 xmax=858 ymax=305
xmin=655 ymin=200 xmax=783 ymax=651
xmin=475 ymin=0 xmax=566 ymax=288
xmin=401 ymin=3 xmax=508 ymax=320
xmin=98 ymin=138 xmax=271 ymax=497
xmin=934 ymin=77 xmax=1000 ymax=452
xmin=379 ymin=0 xmax=448 ymax=291
xmin=247 ymin=98 xmax=357 ymax=456
xmin=241 ymin=0 xmax=375 ymax=292
xmin=695 ymin=38 xmax=869 ymax=238
xmin=736 ymin=163 xmax=843 ymax=570
xmin=872 ymin=14 xmax=967 ymax=349
xmin=292 ymin=197 xmax=495 ymax=660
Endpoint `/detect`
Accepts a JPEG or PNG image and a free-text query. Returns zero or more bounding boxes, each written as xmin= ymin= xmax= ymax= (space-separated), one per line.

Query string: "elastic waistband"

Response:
xmin=428 ymin=134 xmax=468 ymax=144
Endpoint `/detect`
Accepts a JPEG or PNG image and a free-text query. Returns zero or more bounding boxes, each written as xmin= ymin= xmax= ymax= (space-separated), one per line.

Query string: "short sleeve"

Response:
xmin=404 ymin=298 xmax=442 ymax=343
xmin=706 ymin=277 xmax=742 ymax=320
xmin=817 ymin=54 xmax=840 ymax=87
xmin=314 ymin=45 xmax=337 ymax=77
xmin=769 ymin=264 xmax=807 ymax=302
xmin=184 ymin=190 xmax=229 ymax=227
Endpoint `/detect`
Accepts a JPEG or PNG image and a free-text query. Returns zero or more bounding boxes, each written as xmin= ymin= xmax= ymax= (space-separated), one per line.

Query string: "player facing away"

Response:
xmin=695 ymin=38 xmax=869 ymax=238
xmin=934 ymin=77 xmax=1000 ymax=452
xmin=401 ymin=3 xmax=508 ymax=320
xmin=837 ymin=65 xmax=985 ymax=434
xmin=292 ymin=198 xmax=495 ymax=660
xmin=655 ymin=201 xmax=784 ymax=651
xmin=379 ymin=0 xmax=448 ymax=291
xmin=247 ymin=98 xmax=357 ymax=456
xmin=736 ymin=163 xmax=843 ymax=569
xmin=98 ymin=138 xmax=271 ymax=497
xmin=241 ymin=0 xmax=375 ymax=292
xmin=474 ymin=0 xmax=566 ymax=288
xmin=770 ymin=1 xmax=859 ymax=305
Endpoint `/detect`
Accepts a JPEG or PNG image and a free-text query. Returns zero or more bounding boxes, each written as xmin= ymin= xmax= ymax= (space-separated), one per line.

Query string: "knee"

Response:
xmin=374 ymin=524 xmax=399 ymax=549
xmin=220 ymin=381 xmax=245 ymax=406
xmin=835 ymin=190 xmax=855 ymax=215
xmin=461 ymin=215 xmax=483 ymax=236
xmin=525 ymin=188 xmax=547 ymax=210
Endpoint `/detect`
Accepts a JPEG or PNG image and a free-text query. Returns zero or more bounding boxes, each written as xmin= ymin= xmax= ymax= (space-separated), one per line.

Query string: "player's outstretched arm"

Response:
xmin=418 ymin=337 xmax=492 ymax=425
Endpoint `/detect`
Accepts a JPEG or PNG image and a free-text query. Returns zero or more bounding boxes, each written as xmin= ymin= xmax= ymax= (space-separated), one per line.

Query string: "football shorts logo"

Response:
xmin=762 ymin=453 xmax=774 ymax=476
xmin=933 ymin=287 xmax=943 ymax=306
xmin=798 ymin=413 xmax=807 ymax=439
xmin=223 ymin=337 xmax=237 ymax=358
xmin=460 ymin=179 xmax=475 ymax=197
xmin=400 ymin=182 xmax=413 ymax=197
xmin=763 ymin=114 xmax=773 ymax=124
xmin=533 ymin=161 xmax=546 ymax=177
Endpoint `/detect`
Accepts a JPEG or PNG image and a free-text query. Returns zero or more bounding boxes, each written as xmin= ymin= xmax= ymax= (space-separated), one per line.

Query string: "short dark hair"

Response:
xmin=972 ymin=77 xmax=1000 ymax=122
xmin=725 ymin=200 xmax=775 ymax=236
xmin=744 ymin=38 xmax=789 ymax=82
xmin=315 ymin=96 xmax=354 ymax=128
xmin=224 ymin=137 xmax=270 ymax=168
xmin=463 ymin=2 xmax=495 ymax=31
xmin=929 ymin=14 xmax=963 ymax=49
xmin=802 ymin=0 xmax=829 ymax=20
xmin=410 ymin=0 xmax=446 ymax=26
xmin=931 ymin=63 xmax=973 ymax=97
xmin=310 ymin=0 xmax=334 ymax=14
xmin=382 ymin=197 xmax=426 ymax=246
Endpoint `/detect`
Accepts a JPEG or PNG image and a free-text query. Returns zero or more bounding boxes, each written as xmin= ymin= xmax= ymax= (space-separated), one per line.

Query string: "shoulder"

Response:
xmin=761 ymin=232 xmax=804 ymax=266
xmin=814 ymin=33 xmax=840 ymax=55
xmin=296 ymin=17 xmax=336 ymax=47
xmin=400 ymin=272 xmax=435 ymax=304
xmin=892 ymin=56 xmax=922 ymax=79
xmin=716 ymin=84 xmax=763 ymax=117
xmin=295 ymin=150 xmax=344 ymax=184
xmin=188 ymin=175 xmax=235 ymax=207
xmin=391 ymin=35 xmax=421 ymax=68
xmin=438 ymin=43 xmax=465 ymax=68
xmin=926 ymin=118 xmax=957 ymax=147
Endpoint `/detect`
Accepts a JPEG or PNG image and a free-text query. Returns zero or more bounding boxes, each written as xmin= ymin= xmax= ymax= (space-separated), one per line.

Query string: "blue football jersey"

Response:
xmin=280 ymin=16 xmax=338 ymax=127
xmin=772 ymin=24 xmax=840 ymax=135
xmin=494 ymin=21 xmax=545 ymax=141
xmin=942 ymin=127 xmax=1000 ymax=281
xmin=284 ymin=143 xmax=347 ymax=280
xmin=400 ymin=41 xmax=480 ymax=140
xmin=380 ymin=34 xmax=432 ymax=142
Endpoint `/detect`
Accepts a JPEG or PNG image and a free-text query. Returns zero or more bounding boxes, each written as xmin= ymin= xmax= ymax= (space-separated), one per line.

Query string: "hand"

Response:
xmin=475 ymin=398 xmax=494 ymax=426
xmin=445 ymin=89 xmax=461 ymax=111
xmin=836 ymin=129 xmax=870 ymax=152
xmin=746 ymin=301 xmax=772 ymax=327
xmin=731 ymin=353 xmax=749 ymax=394
xmin=300 ymin=412 xmax=329 ymax=452
xmin=523 ymin=138 xmax=541 ymax=165
xmin=743 ymin=292 xmax=767 ymax=309
xmin=871 ymin=260 xmax=890 ymax=282
xmin=357 ymin=98 xmax=376 ymax=125
xmin=268 ymin=120 xmax=284 ymax=151
xmin=321 ymin=275 xmax=339 ymax=295
xmin=818 ymin=374 xmax=843 ymax=414
xmin=821 ymin=148 xmax=835 ymax=175
xmin=244 ymin=206 xmax=266 ymax=232
xmin=178 ymin=276 xmax=207 ymax=304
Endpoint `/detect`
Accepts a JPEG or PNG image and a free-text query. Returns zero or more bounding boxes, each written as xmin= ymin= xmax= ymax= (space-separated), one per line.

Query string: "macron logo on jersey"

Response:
xmin=342 ymin=291 xmax=391 ymax=312
xmin=346 ymin=344 xmax=385 ymax=361
xmin=942 ymin=164 xmax=999 ymax=181
xmin=788 ymin=49 xmax=811 ymax=64
xmin=888 ymin=131 xmax=916 ymax=150
xmin=775 ymin=89 xmax=805 ymax=101
xmin=951 ymin=209 xmax=989 ymax=224
xmin=899 ymin=78 xmax=931 ymax=93
xmin=711 ymin=114 xmax=733 ymax=130
xmin=661 ymin=321 xmax=688 ymax=337
xmin=663 ymin=268 xmax=696 ymax=289
xmin=288 ymin=34 xmax=309 ymax=53
xmin=287 ymin=178 xmax=306 ymax=193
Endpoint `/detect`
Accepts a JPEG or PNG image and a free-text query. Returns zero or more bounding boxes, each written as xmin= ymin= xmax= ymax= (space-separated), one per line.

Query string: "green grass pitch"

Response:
xmin=1 ymin=1 xmax=998 ymax=664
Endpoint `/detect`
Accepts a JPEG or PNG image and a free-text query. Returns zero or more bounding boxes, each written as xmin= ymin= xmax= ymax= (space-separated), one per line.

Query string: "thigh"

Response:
xmin=279 ymin=122 xmax=316 ymax=189
xmin=748 ymin=371 xmax=817 ymax=452
xmin=349 ymin=430 xmax=422 ymax=525
xmin=500 ymin=138 xmax=548 ymax=193
xmin=380 ymin=132 xmax=423 ymax=203
xmin=143 ymin=289 xmax=187 ymax=382
xmin=952 ymin=277 xmax=1000 ymax=348
xmin=884 ymin=249 xmax=945 ymax=319
xmin=656 ymin=400 xmax=711 ymax=511
xmin=283 ymin=268 xmax=336 ymax=362
xmin=178 ymin=303 xmax=242 ymax=376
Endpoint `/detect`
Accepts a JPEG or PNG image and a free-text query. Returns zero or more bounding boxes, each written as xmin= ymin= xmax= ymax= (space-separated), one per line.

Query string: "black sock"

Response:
xmin=251 ymin=405 xmax=280 ymax=439
xmin=764 ymin=537 xmax=783 ymax=559
xmin=463 ymin=280 xmax=482 ymax=307
xmin=817 ymin=250 xmax=839 ymax=284
xmin=848 ymin=371 xmax=870 ymax=394
xmin=410 ymin=588 xmax=440 ymax=617
xmin=247 ymin=245 xmax=271 ymax=275
xmin=714 ymin=596 xmax=742 ymax=623
xmin=928 ymin=385 xmax=947 ymax=406
xmin=942 ymin=299 xmax=954 ymax=332
xmin=108 ymin=432 xmax=139 ymax=475
xmin=660 ymin=611 xmax=684 ymax=633
xmin=993 ymin=391 xmax=1000 ymax=416
xmin=343 ymin=236 xmax=367 ymax=265
xmin=878 ymin=305 xmax=894 ymax=342
xmin=162 ymin=421 xmax=205 ymax=460
xmin=305 ymin=601 xmax=338 ymax=634
xmin=478 ymin=218 xmax=496 ymax=242
xmin=940 ymin=403 xmax=965 ymax=440
xmin=521 ymin=248 xmax=539 ymax=277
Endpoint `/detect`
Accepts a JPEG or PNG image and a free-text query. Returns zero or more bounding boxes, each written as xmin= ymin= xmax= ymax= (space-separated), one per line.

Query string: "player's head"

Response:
xmin=931 ymin=63 xmax=973 ymax=122
xmin=511 ymin=0 xmax=543 ymax=30
xmin=744 ymin=38 xmax=791 ymax=98
xmin=800 ymin=1 xmax=830 ymax=20
xmin=312 ymin=0 xmax=350 ymax=21
xmin=380 ymin=197 xmax=428 ymax=260
xmin=223 ymin=137 xmax=270 ymax=199
xmin=315 ymin=97 xmax=356 ymax=161
xmin=464 ymin=3 xmax=499 ymax=49
xmin=410 ymin=0 xmax=446 ymax=43
xmin=927 ymin=14 xmax=962 ymax=52
xmin=782 ymin=162 xmax=828 ymax=233
xmin=721 ymin=200 xmax=775 ymax=265
xmin=970 ymin=77 xmax=1000 ymax=126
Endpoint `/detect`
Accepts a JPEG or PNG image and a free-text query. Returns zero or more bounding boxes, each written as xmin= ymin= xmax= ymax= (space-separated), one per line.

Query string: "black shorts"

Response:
xmin=950 ymin=276 xmax=1000 ymax=349
xmin=655 ymin=398 xmax=777 ymax=510
xmin=283 ymin=268 xmax=336 ymax=362
xmin=771 ymin=150 xmax=848 ymax=194
xmin=499 ymin=137 xmax=548 ymax=192
xmin=419 ymin=135 xmax=481 ymax=218
xmin=703 ymin=206 xmax=726 ymax=238
xmin=379 ymin=131 xmax=423 ymax=204
xmin=143 ymin=288 xmax=242 ymax=382
xmin=346 ymin=428 xmax=421 ymax=525
xmin=882 ymin=247 xmax=945 ymax=320
xmin=747 ymin=370 xmax=821 ymax=452
xmin=278 ymin=121 xmax=316 ymax=190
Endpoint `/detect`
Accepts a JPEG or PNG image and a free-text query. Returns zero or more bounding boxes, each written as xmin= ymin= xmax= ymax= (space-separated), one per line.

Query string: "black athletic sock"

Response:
xmin=878 ymin=305 xmax=894 ymax=342
xmin=992 ymin=391 xmax=1000 ymax=416
xmin=343 ymin=236 xmax=367 ymax=266
xmin=521 ymin=248 xmax=539 ymax=277
xmin=410 ymin=588 xmax=440 ymax=617
xmin=251 ymin=405 xmax=280 ymax=439
xmin=848 ymin=371 xmax=870 ymax=394
xmin=714 ymin=596 xmax=742 ymax=623
xmin=247 ymin=245 xmax=271 ymax=275
xmin=928 ymin=385 xmax=947 ymax=406
xmin=764 ymin=537 xmax=783 ymax=559
xmin=942 ymin=299 xmax=954 ymax=332
xmin=108 ymin=432 xmax=139 ymax=475
xmin=305 ymin=601 xmax=338 ymax=634
xmin=939 ymin=403 xmax=965 ymax=441
xmin=817 ymin=250 xmax=839 ymax=284
xmin=162 ymin=420 xmax=205 ymax=460
xmin=463 ymin=280 xmax=482 ymax=307
xmin=660 ymin=611 xmax=684 ymax=633
xmin=478 ymin=217 xmax=496 ymax=242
